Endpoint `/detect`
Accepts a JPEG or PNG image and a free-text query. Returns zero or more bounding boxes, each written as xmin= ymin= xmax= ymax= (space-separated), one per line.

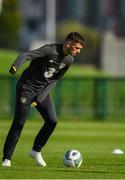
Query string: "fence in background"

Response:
xmin=0 ymin=75 xmax=125 ymax=120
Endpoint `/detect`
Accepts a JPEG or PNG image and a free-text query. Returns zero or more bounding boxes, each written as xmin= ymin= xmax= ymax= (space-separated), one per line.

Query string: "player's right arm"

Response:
xmin=9 ymin=45 xmax=51 ymax=75
xmin=9 ymin=53 xmax=31 ymax=75
xmin=9 ymin=65 xmax=17 ymax=75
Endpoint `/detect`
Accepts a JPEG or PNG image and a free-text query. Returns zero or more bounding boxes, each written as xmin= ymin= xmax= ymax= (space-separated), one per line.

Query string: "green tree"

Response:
xmin=0 ymin=0 xmax=21 ymax=49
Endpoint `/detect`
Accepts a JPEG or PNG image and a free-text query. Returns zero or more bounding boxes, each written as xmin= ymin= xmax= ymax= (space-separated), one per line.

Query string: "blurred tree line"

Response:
xmin=0 ymin=0 xmax=21 ymax=49
xmin=0 ymin=0 xmax=100 ymax=68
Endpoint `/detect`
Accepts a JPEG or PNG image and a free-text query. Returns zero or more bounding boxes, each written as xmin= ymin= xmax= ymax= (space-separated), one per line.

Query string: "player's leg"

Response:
xmin=2 ymin=102 xmax=30 ymax=161
xmin=30 ymin=94 xmax=57 ymax=166
xmin=33 ymin=94 xmax=57 ymax=151
xmin=2 ymin=85 xmax=32 ymax=166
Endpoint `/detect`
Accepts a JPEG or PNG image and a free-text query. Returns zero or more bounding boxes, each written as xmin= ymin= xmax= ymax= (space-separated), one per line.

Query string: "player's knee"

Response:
xmin=13 ymin=121 xmax=24 ymax=131
xmin=16 ymin=123 xmax=24 ymax=130
xmin=49 ymin=117 xmax=57 ymax=127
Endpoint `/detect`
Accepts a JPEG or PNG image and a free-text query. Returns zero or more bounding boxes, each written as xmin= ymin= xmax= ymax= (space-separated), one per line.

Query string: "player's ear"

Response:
xmin=66 ymin=41 xmax=72 ymax=48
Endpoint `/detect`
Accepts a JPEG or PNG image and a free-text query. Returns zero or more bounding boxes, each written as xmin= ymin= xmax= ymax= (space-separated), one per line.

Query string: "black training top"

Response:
xmin=12 ymin=44 xmax=74 ymax=93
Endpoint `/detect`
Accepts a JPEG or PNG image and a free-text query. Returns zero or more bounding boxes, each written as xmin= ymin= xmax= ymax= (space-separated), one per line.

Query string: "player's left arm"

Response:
xmin=55 ymin=64 xmax=72 ymax=79
xmin=55 ymin=56 xmax=74 ymax=79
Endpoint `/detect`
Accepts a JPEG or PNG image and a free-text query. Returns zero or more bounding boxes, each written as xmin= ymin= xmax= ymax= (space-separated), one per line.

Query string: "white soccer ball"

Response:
xmin=63 ymin=149 xmax=83 ymax=168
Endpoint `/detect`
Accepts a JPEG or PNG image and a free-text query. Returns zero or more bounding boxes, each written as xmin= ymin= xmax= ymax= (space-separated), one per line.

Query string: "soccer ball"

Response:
xmin=63 ymin=149 xmax=83 ymax=167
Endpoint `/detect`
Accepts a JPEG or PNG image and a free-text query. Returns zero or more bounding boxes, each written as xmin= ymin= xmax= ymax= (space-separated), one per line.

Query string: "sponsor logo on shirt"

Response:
xmin=44 ymin=68 xmax=56 ymax=78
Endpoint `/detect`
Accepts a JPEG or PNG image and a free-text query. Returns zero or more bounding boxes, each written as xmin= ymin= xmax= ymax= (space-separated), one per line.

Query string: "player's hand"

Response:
xmin=9 ymin=66 xmax=17 ymax=75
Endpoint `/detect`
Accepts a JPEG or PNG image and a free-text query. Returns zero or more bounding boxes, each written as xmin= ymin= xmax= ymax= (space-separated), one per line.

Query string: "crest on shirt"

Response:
xmin=20 ymin=97 xmax=27 ymax=104
xmin=59 ymin=63 xmax=66 ymax=70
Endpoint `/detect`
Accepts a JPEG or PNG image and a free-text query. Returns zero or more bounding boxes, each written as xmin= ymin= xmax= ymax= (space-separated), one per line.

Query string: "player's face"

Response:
xmin=67 ymin=42 xmax=83 ymax=56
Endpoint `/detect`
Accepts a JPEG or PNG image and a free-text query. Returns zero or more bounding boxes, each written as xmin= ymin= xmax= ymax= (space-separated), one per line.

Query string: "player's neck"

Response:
xmin=63 ymin=44 xmax=69 ymax=56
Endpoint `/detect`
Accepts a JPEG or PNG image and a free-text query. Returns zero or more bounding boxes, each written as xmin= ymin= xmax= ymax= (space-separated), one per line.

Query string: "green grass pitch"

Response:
xmin=0 ymin=119 xmax=125 ymax=179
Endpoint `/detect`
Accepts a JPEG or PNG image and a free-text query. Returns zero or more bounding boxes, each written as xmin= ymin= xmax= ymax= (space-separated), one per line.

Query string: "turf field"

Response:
xmin=0 ymin=119 xmax=125 ymax=179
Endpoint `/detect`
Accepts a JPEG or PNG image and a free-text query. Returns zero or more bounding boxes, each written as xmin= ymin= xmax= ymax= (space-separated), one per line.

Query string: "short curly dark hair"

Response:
xmin=65 ymin=32 xmax=85 ymax=46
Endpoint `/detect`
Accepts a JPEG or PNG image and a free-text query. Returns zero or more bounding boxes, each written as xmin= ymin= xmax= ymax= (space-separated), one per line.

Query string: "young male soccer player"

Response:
xmin=2 ymin=32 xmax=85 ymax=167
